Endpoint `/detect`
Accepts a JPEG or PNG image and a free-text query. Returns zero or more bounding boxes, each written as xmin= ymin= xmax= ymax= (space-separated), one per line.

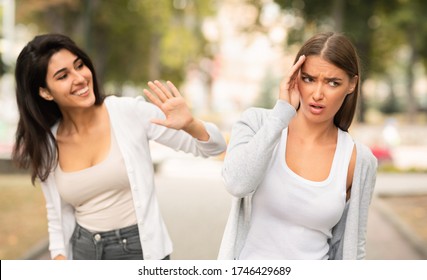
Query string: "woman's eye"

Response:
xmin=58 ymin=74 xmax=67 ymax=80
xmin=328 ymin=81 xmax=340 ymax=87
xmin=76 ymin=62 xmax=84 ymax=70
xmin=302 ymin=76 xmax=313 ymax=83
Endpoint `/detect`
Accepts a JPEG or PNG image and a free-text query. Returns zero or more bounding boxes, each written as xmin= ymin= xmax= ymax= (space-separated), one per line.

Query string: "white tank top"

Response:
xmin=55 ymin=130 xmax=137 ymax=232
xmin=239 ymin=128 xmax=354 ymax=260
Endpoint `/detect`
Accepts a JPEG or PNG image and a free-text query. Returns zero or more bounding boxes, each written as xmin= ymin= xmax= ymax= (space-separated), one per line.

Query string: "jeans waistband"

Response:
xmin=75 ymin=223 xmax=139 ymax=240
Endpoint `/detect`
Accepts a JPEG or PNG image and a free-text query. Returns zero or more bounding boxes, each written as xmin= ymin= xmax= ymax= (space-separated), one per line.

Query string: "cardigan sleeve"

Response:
xmin=133 ymin=96 xmax=226 ymax=157
xmin=41 ymin=179 xmax=66 ymax=259
xmin=41 ymin=122 xmax=77 ymax=260
xmin=41 ymin=175 xmax=76 ymax=260
xmin=222 ymin=100 xmax=296 ymax=198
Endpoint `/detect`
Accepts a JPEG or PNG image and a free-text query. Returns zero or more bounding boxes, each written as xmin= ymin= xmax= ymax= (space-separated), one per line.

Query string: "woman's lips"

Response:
xmin=72 ymin=86 xmax=89 ymax=96
xmin=309 ymin=103 xmax=325 ymax=114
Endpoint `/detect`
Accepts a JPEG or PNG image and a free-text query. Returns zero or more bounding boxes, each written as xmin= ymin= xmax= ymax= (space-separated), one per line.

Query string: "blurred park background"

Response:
xmin=0 ymin=0 xmax=426 ymax=260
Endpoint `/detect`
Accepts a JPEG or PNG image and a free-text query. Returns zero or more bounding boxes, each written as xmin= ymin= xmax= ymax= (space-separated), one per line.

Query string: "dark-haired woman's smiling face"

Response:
xmin=40 ymin=49 xmax=95 ymax=110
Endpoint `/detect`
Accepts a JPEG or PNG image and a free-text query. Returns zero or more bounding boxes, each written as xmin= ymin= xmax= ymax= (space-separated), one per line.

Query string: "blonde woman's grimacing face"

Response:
xmin=39 ymin=49 xmax=95 ymax=109
xmin=297 ymin=55 xmax=357 ymax=124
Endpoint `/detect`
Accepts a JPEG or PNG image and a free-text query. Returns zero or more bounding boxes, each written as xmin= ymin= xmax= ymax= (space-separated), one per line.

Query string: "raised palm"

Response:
xmin=144 ymin=80 xmax=193 ymax=130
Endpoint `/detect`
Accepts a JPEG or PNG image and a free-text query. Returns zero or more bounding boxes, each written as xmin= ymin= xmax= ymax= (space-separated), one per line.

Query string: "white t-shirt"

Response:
xmin=239 ymin=128 xmax=354 ymax=260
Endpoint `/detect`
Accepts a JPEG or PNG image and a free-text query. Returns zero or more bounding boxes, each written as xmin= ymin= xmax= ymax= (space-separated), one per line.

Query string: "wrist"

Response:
xmin=183 ymin=118 xmax=210 ymax=141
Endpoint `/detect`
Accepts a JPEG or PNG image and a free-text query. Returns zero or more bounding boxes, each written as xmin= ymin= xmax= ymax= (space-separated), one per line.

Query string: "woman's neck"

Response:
xmin=58 ymin=104 xmax=105 ymax=136
xmin=289 ymin=113 xmax=337 ymax=144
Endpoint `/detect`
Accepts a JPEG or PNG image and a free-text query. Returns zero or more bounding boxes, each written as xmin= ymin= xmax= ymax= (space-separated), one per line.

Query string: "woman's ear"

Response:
xmin=347 ymin=75 xmax=358 ymax=94
xmin=39 ymin=88 xmax=54 ymax=101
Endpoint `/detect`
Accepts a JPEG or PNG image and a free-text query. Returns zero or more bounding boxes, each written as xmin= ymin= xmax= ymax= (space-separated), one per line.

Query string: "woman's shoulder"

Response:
xmin=238 ymin=101 xmax=296 ymax=128
xmin=232 ymin=107 xmax=272 ymax=133
xmin=239 ymin=106 xmax=273 ymax=124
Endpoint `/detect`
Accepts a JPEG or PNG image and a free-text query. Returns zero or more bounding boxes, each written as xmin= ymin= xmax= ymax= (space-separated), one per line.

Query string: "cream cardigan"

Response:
xmin=41 ymin=95 xmax=227 ymax=260
xmin=218 ymin=100 xmax=377 ymax=260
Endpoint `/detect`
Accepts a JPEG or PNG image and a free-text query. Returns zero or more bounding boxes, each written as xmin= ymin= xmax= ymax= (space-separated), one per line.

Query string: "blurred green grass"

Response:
xmin=0 ymin=174 xmax=47 ymax=259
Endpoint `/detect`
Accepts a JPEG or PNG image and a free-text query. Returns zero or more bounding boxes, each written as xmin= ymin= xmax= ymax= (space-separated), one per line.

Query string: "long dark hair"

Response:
xmin=294 ymin=32 xmax=361 ymax=131
xmin=12 ymin=34 xmax=105 ymax=184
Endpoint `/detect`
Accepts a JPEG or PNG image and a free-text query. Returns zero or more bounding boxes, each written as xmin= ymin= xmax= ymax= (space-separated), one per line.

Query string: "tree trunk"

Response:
xmin=406 ymin=30 xmax=418 ymax=123
xmin=149 ymin=34 xmax=161 ymax=80
xmin=332 ymin=0 xmax=344 ymax=31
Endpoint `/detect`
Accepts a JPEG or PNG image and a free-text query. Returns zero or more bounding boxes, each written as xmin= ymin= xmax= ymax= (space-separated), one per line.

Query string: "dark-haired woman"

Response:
xmin=13 ymin=34 xmax=226 ymax=260
xmin=218 ymin=32 xmax=377 ymax=260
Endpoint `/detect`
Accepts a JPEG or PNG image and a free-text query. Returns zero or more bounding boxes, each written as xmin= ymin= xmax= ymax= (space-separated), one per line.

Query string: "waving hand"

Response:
xmin=144 ymin=80 xmax=209 ymax=141
xmin=144 ymin=80 xmax=194 ymax=130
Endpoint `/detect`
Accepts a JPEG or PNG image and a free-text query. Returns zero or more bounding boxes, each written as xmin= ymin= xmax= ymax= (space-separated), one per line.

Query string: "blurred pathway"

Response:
xmin=366 ymin=198 xmax=423 ymax=260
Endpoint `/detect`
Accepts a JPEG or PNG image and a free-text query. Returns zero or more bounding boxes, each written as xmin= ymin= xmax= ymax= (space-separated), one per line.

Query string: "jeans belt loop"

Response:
xmin=115 ymin=229 xmax=122 ymax=242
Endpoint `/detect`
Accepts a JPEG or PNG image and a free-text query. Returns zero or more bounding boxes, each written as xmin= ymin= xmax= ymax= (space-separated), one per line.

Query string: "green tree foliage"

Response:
xmin=272 ymin=0 xmax=382 ymax=122
xmin=16 ymin=0 xmax=215 ymax=88
xmin=371 ymin=0 xmax=427 ymax=120
xmin=267 ymin=0 xmax=427 ymax=122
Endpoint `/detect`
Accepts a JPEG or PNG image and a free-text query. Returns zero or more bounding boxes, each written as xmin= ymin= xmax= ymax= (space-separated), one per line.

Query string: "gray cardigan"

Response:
xmin=218 ymin=100 xmax=377 ymax=260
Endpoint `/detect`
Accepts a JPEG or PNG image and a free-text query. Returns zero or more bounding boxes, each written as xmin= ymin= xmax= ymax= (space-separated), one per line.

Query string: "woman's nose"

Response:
xmin=72 ymin=71 xmax=86 ymax=84
xmin=312 ymin=83 xmax=324 ymax=100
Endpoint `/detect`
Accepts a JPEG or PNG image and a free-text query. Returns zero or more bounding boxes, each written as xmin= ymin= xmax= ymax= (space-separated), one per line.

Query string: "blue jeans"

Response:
xmin=71 ymin=223 xmax=169 ymax=260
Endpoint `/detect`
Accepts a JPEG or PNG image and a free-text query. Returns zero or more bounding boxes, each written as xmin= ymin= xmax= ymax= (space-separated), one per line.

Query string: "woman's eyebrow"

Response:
xmin=301 ymin=71 xmax=343 ymax=82
xmin=325 ymin=77 xmax=343 ymax=82
xmin=53 ymin=57 xmax=80 ymax=78
xmin=301 ymin=71 xmax=314 ymax=78
xmin=53 ymin=67 xmax=67 ymax=78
